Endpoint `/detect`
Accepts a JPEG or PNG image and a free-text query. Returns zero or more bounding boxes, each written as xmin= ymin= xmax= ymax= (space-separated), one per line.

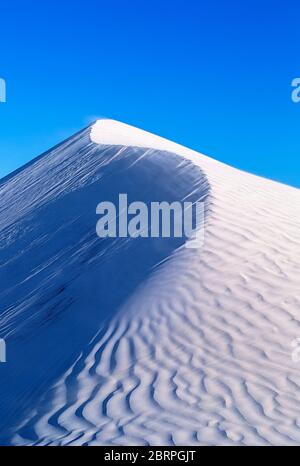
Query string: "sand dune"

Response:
xmin=0 ymin=120 xmax=300 ymax=445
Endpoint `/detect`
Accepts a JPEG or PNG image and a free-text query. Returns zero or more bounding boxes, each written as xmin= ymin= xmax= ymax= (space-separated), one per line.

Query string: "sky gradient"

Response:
xmin=0 ymin=0 xmax=300 ymax=187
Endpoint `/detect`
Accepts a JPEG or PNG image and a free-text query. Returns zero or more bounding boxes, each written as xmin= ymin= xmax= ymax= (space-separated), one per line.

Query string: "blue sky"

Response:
xmin=0 ymin=0 xmax=299 ymax=187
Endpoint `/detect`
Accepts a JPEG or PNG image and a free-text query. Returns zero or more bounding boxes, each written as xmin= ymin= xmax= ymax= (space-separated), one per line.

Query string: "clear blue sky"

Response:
xmin=0 ymin=0 xmax=300 ymax=187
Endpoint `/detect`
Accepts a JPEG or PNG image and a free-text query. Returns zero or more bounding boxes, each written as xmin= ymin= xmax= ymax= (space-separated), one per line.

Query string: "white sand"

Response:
xmin=1 ymin=120 xmax=300 ymax=445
